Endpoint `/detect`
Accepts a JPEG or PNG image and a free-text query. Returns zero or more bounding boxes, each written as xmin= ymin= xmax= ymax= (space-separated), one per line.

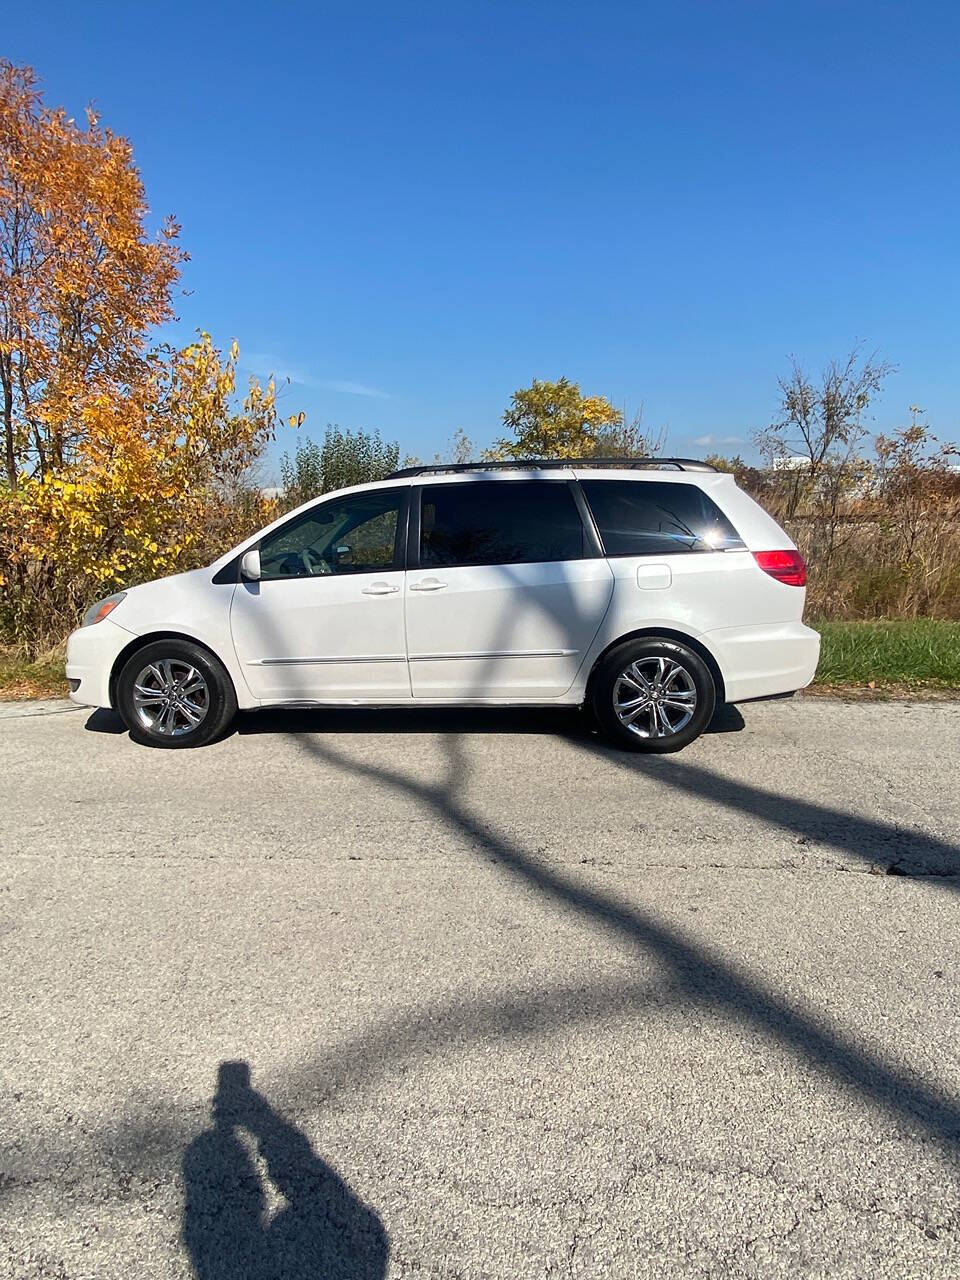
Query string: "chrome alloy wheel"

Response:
xmin=612 ymin=655 xmax=698 ymax=739
xmin=131 ymin=658 xmax=210 ymax=737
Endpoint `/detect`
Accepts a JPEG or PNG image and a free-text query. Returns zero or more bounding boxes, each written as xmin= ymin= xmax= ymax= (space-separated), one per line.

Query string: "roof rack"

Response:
xmin=386 ymin=456 xmax=718 ymax=479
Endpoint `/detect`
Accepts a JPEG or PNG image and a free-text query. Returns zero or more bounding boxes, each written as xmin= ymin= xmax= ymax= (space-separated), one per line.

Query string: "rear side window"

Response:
xmin=419 ymin=481 xmax=585 ymax=567
xmin=580 ymin=479 xmax=745 ymax=556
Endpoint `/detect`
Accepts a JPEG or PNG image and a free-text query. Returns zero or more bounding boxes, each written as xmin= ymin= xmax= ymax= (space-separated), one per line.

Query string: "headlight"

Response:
xmin=81 ymin=592 xmax=127 ymax=627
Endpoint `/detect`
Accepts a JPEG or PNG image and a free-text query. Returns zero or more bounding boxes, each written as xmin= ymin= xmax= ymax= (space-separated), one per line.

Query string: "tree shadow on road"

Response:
xmin=223 ymin=695 xmax=960 ymax=880
xmin=558 ymin=712 xmax=960 ymax=878
xmin=74 ymin=591 xmax=960 ymax=1245
xmin=279 ymin=724 xmax=960 ymax=1161
xmin=183 ymin=1061 xmax=388 ymax=1280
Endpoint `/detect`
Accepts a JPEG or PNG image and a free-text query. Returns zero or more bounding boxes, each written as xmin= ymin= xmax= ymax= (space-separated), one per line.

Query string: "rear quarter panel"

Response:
xmin=576 ymin=549 xmax=796 ymax=680
xmin=570 ymin=472 xmax=814 ymax=701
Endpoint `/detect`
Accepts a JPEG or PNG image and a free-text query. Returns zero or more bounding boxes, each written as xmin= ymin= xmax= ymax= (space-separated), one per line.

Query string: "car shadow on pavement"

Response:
xmin=231 ymin=700 xmax=746 ymax=738
xmin=183 ymin=1061 xmax=388 ymax=1280
xmin=84 ymin=701 xmax=745 ymax=740
xmin=83 ymin=706 xmax=127 ymax=733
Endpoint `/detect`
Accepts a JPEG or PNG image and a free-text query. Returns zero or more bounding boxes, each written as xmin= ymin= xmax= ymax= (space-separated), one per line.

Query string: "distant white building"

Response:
xmin=770 ymin=456 xmax=810 ymax=472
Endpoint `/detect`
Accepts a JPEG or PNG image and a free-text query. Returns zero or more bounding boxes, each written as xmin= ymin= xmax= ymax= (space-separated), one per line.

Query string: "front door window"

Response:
xmin=259 ymin=489 xmax=403 ymax=579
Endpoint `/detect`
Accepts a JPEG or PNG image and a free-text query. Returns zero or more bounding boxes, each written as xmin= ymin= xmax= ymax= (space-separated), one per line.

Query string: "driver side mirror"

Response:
xmin=240 ymin=548 xmax=262 ymax=582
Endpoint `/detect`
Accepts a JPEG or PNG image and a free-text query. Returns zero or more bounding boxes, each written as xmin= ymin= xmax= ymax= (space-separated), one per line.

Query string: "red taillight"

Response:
xmin=753 ymin=549 xmax=807 ymax=587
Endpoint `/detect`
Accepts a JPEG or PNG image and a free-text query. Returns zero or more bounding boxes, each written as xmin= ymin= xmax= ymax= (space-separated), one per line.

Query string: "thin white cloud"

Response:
xmin=692 ymin=434 xmax=744 ymax=447
xmin=241 ymin=353 xmax=389 ymax=399
xmin=241 ymin=353 xmax=309 ymax=384
xmin=318 ymin=379 xmax=391 ymax=400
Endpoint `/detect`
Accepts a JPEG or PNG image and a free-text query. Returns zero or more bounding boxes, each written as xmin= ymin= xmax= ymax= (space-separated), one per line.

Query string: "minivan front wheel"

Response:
xmin=117 ymin=639 xmax=237 ymax=748
xmin=591 ymin=638 xmax=716 ymax=753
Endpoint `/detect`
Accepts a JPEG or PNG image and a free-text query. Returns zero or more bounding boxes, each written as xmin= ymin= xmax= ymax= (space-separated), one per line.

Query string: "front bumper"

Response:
xmin=705 ymin=620 xmax=821 ymax=703
xmin=65 ymin=617 xmax=138 ymax=709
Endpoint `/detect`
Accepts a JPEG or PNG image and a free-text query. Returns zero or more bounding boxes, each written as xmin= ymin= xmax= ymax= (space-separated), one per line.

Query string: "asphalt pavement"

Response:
xmin=2 ymin=697 xmax=960 ymax=1278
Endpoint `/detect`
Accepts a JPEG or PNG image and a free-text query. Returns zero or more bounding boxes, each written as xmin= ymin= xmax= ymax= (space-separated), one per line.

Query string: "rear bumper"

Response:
xmin=704 ymin=620 xmax=820 ymax=703
xmin=65 ymin=617 xmax=137 ymax=708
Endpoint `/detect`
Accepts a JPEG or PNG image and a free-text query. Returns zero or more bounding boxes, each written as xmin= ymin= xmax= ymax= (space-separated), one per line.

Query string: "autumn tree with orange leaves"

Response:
xmin=0 ymin=63 xmax=184 ymax=488
xmin=0 ymin=63 xmax=286 ymax=647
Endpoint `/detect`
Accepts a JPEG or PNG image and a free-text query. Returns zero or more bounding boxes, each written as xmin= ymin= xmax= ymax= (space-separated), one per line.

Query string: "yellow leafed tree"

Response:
xmin=495 ymin=377 xmax=656 ymax=460
xmin=15 ymin=335 xmax=279 ymax=578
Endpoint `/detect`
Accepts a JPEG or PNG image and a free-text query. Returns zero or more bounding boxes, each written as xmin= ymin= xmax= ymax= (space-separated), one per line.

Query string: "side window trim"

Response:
xmin=409 ymin=479 xmax=597 ymax=570
xmin=407 ymin=483 xmax=424 ymax=570
xmin=211 ymin=552 xmax=243 ymax=585
xmin=569 ymin=479 xmax=604 ymax=558
xmin=391 ymin=484 xmax=412 ymax=571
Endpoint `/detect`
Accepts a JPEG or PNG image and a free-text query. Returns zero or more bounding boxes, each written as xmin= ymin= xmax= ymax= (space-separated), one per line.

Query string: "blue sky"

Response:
xmin=9 ymin=1 xmax=960 ymax=470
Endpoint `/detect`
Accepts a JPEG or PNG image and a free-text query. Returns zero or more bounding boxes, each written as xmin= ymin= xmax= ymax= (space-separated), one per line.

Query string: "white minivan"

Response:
xmin=66 ymin=459 xmax=820 ymax=751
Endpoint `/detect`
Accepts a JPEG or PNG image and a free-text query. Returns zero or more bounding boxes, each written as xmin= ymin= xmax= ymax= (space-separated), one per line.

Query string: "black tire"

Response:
xmin=116 ymin=639 xmax=237 ymax=749
xmin=590 ymin=637 xmax=716 ymax=754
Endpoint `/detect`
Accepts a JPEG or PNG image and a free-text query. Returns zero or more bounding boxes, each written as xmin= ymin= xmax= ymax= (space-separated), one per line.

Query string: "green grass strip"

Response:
xmin=814 ymin=619 xmax=960 ymax=687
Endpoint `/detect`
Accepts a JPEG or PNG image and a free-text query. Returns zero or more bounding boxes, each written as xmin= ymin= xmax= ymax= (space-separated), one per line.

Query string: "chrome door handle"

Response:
xmin=409 ymin=578 xmax=448 ymax=592
xmin=361 ymin=582 xmax=400 ymax=595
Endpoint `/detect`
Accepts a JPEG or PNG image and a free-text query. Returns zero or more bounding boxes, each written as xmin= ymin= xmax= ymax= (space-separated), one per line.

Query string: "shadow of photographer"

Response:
xmin=183 ymin=1061 xmax=388 ymax=1279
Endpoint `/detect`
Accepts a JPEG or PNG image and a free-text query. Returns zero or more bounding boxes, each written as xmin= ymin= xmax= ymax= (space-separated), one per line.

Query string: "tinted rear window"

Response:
xmin=580 ymin=479 xmax=744 ymax=556
xmin=419 ymin=481 xmax=585 ymax=566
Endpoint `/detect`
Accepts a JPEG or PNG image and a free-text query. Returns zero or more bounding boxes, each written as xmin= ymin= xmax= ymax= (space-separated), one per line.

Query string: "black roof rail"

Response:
xmin=386 ymin=456 xmax=718 ymax=480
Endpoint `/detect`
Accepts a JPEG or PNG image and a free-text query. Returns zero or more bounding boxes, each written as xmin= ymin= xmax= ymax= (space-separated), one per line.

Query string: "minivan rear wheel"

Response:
xmin=591 ymin=637 xmax=716 ymax=753
xmin=117 ymin=639 xmax=237 ymax=749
